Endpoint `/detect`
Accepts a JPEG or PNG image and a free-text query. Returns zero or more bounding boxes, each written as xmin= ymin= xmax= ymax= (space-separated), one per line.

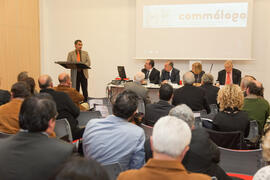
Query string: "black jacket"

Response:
xmin=213 ymin=109 xmax=250 ymax=137
xmin=172 ymin=85 xmax=210 ymax=113
xmin=217 ymin=68 xmax=242 ymax=85
xmin=161 ymin=68 xmax=180 ymax=84
xmin=183 ymin=128 xmax=230 ymax=180
xmin=40 ymin=88 xmax=80 ymax=136
xmin=144 ymin=100 xmax=174 ymax=127
xmin=200 ymin=84 xmax=220 ymax=105
xmin=142 ymin=68 xmax=160 ymax=84
xmin=0 ymin=89 xmax=11 ymax=106
xmin=0 ymin=132 xmax=73 ymax=180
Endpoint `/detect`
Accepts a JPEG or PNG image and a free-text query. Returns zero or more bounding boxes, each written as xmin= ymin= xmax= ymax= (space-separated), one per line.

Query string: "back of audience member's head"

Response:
xmin=240 ymin=75 xmax=256 ymax=91
xmin=152 ymin=116 xmax=191 ymax=159
xmin=169 ymin=104 xmax=195 ymax=129
xmin=38 ymin=75 xmax=53 ymax=89
xmin=247 ymin=81 xmax=264 ymax=97
xmin=19 ymin=93 xmax=57 ymax=132
xmin=134 ymin=72 xmax=145 ymax=83
xmin=113 ymin=90 xmax=139 ymax=119
xmin=22 ymin=77 xmax=36 ymax=95
xmin=58 ymin=72 xmax=70 ymax=84
xmin=11 ymin=81 xmax=30 ymax=99
xmin=183 ymin=72 xmax=195 ymax=85
xmin=201 ymin=73 xmax=214 ymax=85
xmin=53 ymin=156 xmax=109 ymax=180
xmin=217 ymin=84 xmax=243 ymax=111
xmin=17 ymin=71 xmax=28 ymax=81
xmin=159 ymin=83 xmax=173 ymax=101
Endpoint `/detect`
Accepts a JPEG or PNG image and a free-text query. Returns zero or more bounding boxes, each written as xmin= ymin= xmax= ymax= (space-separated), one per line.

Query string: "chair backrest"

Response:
xmin=77 ymin=111 xmax=102 ymax=127
xmin=201 ymin=118 xmax=213 ymax=129
xmin=219 ymin=147 xmax=263 ymax=175
xmin=0 ymin=132 xmax=12 ymax=139
xmin=54 ymin=118 xmax=73 ymax=142
xmin=141 ymin=123 xmax=153 ymax=140
xmin=193 ymin=111 xmax=204 ymax=128
xmin=102 ymin=163 xmax=123 ymax=180
xmin=246 ymin=120 xmax=259 ymax=142
xmin=209 ymin=104 xmax=219 ymax=114
xmin=205 ymin=128 xmax=245 ymax=149
xmin=137 ymin=98 xmax=145 ymax=114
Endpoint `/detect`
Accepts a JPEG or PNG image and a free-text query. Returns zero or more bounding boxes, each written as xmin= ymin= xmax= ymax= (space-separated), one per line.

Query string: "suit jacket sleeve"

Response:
xmin=67 ymin=52 xmax=72 ymax=62
xmin=160 ymin=70 xmax=166 ymax=82
xmin=217 ymin=71 xmax=222 ymax=84
xmin=65 ymin=93 xmax=80 ymax=118
xmin=175 ymin=70 xmax=180 ymax=84
xmin=209 ymin=139 xmax=220 ymax=163
xmin=85 ymin=51 xmax=91 ymax=67
xmin=152 ymin=69 xmax=160 ymax=84
xmin=236 ymin=70 xmax=242 ymax=85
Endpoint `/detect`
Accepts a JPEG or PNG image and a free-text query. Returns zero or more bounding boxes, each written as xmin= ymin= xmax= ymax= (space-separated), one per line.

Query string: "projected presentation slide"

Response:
xmin=143 ymin=2 xmax=248 ymax=28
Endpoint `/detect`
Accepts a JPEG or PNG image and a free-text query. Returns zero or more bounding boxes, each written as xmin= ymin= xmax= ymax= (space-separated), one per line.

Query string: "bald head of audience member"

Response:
xmin=240 ymin=75 xmax=256 ymax=91
xmin=246 ymin=80 xmax=264 ymax=97
xmin=38 ymin=75 xmax=53 ymax=89
xmin=183 ymin=72 xmax=195 ymax=85
xmin=134 ymin=72 xmax=145 ymax=84
xmin=224 ymin=60 xmax=233 ymax=73
xmin=151 ymin=116 xmax=191 ymax=162
xmin=164 ymin=61 xmax=174 ymax=72
xmin=58 ymin=72 xmax=72 ymax=87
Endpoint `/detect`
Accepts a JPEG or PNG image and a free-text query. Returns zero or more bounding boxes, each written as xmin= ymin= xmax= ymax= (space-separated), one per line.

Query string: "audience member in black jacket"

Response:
xmin=213 ymin=84 xmax=250 ymax=137
xmin=141 ymin=59 xmax=160 ymax=84
xmin=0 ymin=89 xmax=11 ymax=106
xmin=200 ymin=73 xmax=220 ymax=105
xmin=144 ymin=105 xmax=230 ymax=180
xmin=172 ymin=72 xmax=210 ymax=113
xmin=38 ymin=75 xmax=83 ymax=140
xmin=144 ymin=84 xmax=174 ymax=127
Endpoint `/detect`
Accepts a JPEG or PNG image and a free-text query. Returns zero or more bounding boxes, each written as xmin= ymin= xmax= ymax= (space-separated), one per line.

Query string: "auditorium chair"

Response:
xmin=0 ymin=132 xmax=12 ymax=139
xmin=141 ymin=123 xmax=153 ymax=140
xmin=219 ymin=147 xmax=264 ymax=176
xmin=54 ymin=118 xmax=73 ymax=142
xmin=77 ymin=111 xmax=102 ymax=127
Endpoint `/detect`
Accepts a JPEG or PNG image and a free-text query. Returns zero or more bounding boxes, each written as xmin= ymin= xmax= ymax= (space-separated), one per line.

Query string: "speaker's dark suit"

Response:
xmin=141 ymin=68 xmax=160 ymax=84
xmin=160 ymin=68 xmax=180 ymax=85
xmin=217 ymin=68 xmax=242 ymax=85
xmin=172 ymin=85 xmax=210 ymax=113
xmin=0 ymin=132 xmax=73 ymax=180
xmin=144 ymin=100 xmax=174 ymax=127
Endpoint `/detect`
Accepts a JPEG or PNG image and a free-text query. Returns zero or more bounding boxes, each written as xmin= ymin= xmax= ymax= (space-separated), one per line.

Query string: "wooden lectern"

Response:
xmin=55 ymin=61 xmax=91 ymax=89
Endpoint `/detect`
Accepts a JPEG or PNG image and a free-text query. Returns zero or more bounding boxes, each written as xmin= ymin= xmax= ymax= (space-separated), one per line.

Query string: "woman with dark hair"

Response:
xmin=53 ymin=156 xmax=109 ymax=180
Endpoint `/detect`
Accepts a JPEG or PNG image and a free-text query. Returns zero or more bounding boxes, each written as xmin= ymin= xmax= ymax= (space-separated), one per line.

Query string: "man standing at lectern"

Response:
xmin=67 ymin=40 xmax=91 ymax=101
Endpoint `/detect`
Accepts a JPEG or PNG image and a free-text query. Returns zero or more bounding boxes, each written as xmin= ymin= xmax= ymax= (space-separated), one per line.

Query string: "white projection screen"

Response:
xmin=136 ymin=0 xmax=253 ymax=60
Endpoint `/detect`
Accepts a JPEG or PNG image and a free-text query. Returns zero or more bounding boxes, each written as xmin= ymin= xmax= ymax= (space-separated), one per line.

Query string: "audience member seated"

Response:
xmin=253 ymin=129 xmax=270 ymax=180
xmin=240 ymin=75 xmax=256 ymax=97
xmin=53 ymin=156 xmax=109 ymax=180
xmin=0 ymin=94 xmax=73 ymax=180
xmin=83 ymin=91 xmax=145 ymax=171
xmin=144 ymin=83 xmax=174 ymax=127
xmin=161 ymin=61 xmax=180 ymax=85
xmin=243 ymin=81 xmax=270 ymax=134
xmin=200 ymin=73 xmax=220 ymax=105
xmin=216 ymin=60 xmax=242 ymax=85
xmin=0 ymin=78 xmax=11 ymax=106
xmin=22 ymin=77 xmax=36 ymax=96
xmin=169 ymin=105 xmax=230 ymax=180
xmin=172 ymin=72 xmax=210 ymax=113
xmin=38 ymin=74 xmax=84 ymax=140
xmin=118 ymin=116 xmax=211 ymax=180
xmin=191 ymin=62 xmax=205 ymax=83
xmin=141 ymin=59 xmax=160 ymax=84
xmin=54 ymin=72 xmax=87 ymax=111
xmin=213 ymin=84 xmax=250 ymax=137
xmin=0 ymin=82 xmax=30 ymax=134
xmin=17 ymin=71 xmax=29 ymax=81
xmin=124 ymin=72 xmax=150 ymax=104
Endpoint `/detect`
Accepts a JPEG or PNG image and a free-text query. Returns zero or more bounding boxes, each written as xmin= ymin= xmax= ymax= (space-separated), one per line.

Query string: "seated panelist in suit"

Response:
xmin=191 ymin=62 xmax=205 ymax=84
xmin=141 ymin=59 xmax=160 ymax=84
xmin=217 ymin=60 xmax=241 ymax=85
xmin=161 ymin=61 xmax=180 ymax=84
xmin=0 ymin=94 xmax=74 ymax=180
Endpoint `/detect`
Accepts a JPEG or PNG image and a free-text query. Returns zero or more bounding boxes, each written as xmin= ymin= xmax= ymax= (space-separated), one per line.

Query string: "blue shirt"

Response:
xmin=83 ymin=115 xmax=145 ymax=170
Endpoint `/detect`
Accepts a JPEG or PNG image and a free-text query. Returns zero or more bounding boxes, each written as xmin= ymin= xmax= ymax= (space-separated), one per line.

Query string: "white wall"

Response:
xmin=40 ymin=0 xmax=270 ymax=101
